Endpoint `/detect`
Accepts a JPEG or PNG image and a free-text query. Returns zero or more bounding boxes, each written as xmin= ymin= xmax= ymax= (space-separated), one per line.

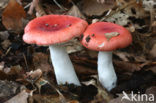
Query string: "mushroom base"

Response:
xmin=98 ymin=51 xmax=117 ymax=91
xmin=49 ymin=45 xmax=81 ymax=86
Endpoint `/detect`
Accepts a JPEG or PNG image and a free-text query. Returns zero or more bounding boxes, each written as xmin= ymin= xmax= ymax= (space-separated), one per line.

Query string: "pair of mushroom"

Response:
xmin=23 ymin=15 xmax=132 ymax=91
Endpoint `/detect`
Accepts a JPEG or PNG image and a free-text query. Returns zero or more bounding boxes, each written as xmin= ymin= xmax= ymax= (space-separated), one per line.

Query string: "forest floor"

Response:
xmin=0 ymin=0 xmax=156 ymax=103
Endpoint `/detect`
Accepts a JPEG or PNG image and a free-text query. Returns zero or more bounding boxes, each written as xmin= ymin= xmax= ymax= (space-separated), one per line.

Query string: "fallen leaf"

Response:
xmin=114 ymin=60 xmax=141 ymax=72
xmin=30 ymin=85 xmax=67 ymax=103
xmin=0 ymin=65 xmax=24 ymax=80
xmin=4 ymin=65 xmax=23 ymax=76
xmin=147 ymin=66 xmax=156 ymax=73
xmin=67 ymin=4 xmax=86 ymax=19
xmin=0 ymin=71 xmax=8 ymax=80
xmin=103 ymin=0 xmax=146 ymax=32
xmin=81 ymin=0 xmax=115 ymax=16
xmin=28 ymin=0 xmax=39 ymax=15
xmin=24 ymin=69 xmax=42 ymax=83
xmin=74 ymin=64 xmax=97 ymax=75
xmin=2 ymin=0 xmax=26 ymax=33
xmin=97 ymin=0 xmax=106 ymax=4
xmin=67 ymin=100 xmax=79 ymax=103
xmin=0 ymin=61 xmax=5 ymax=70
xmin=33 ymin=52 xmax=52 ymax=73
xmin=0 ymin=80 xmax=21 ymax=98
xmin=31 ymin=94 xmax=61 ymax=103
xmin=82 ymin=79 xmax=97 ymax=86
xmin=152 ymin=21 xmax=156 ymax=33
xmin=83 ymin=78 xmax=112 ymax=103
xmin=150 ymin=43 xmax=156 ymax=58
xmin=0 ymin=0 xmax=9 ymax=10
xmin=114 ymin=52 xmax=129 ymax=61
xmin=114 ymin=51 xmax=147 ymax=62
xmin=1 ymin=40 xmax=11 ymax=50
xmin=0 ymin=31 xmax=9 ymax=40
xmin=3 ymin=67 xmax=11 ymax=74
xmin=65 ymin=39 xmax=83 ymax=54
xmin=35 ymin=1 xmax=46 ymax=17
xmin=87 ymin=50 xmax=98 ymax=58
xmin=5 ymin=90 xmax=30 ymax=103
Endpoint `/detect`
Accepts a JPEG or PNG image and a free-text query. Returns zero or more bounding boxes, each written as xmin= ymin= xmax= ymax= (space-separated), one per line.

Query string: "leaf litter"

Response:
xmin=0 ymin=0 xmax=156 ymax=103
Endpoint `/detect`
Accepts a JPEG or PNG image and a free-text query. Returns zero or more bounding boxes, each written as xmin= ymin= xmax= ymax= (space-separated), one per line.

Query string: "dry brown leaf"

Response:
xmin=83 ymin=78 xmax=112 ymax=103
xmin=35 ymin=1 xmax=46 ymax=17
xmin=28 ymin=0 xmax=39 ymax=15
xmin=0 ymin=80 xmax=21 ymax=98
xmin=81 ymin=0 xmax=115 ymax=16
xmin=114 ymin=60 xmax=141 ymax=72
xmin=65 ymin=39 xmax=83 ymax=54
xmin=0 ymin=0 xmax=9 ymax=10
xmin=114 ymin=52 xmax=130 ymax=61
xmin=5 ymin=65 xmax=23 ymax=75
xmin=1 ymin=40 xmax=11 ymax=50
xmin=150 ymin=43 xmax=156 ymax=58
xmin=152 ymin=21 xmax=156 ymax=33
xmin=28 ymin=0 xmax=46 ymax=17
xmin=146 ymin=65 xmax=156 ymax=73
xmin=103 ymin=0 xmax=146 ymax=31
xmin=67 ymin=5 xmax=86 ymax=19
xmin=74 ymin=64 xmax=97 ymax=75
xmin=0 ymin=65 xmax=24 ymax=80
xmin=97 ymin=0 xmax=106 ymax=4
xmin=67 ymin=100 xmax=79 ymax=103
xmin=0 ymin=71 xmax=8 ymax=80
xmin=31 ymin=87 xmax=67 ymax=103
xmin=82 ymin=79 xmax=97 ymax=86
xmin=33 ymin=52 xmax=52 ymax=73
xmin=114 ymin=51 xmax=147 ymax=62
xmin=24 ymin=69 xmax=42 ymax=83
xmin=87 ymin=50 xmax=98 ymax=58
xmin=4 ymin=90 xmax=30 ymax=103
xmin=0 ymin=61 xmax=5 ymax=70
xmin=142 ymin=0 xmax=156 ymax=14
xmin=0 ymin=31 xmax=9 ymax=40
xmin=31 ymin=94 xmax=61 ymax=103
xmin=2 ymin=0 xmax=26 ymax=33
xmin=94 ymin=86 xmax=112 ymax=103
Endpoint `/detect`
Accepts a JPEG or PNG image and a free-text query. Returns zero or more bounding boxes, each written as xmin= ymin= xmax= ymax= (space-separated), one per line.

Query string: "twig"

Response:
xmin=24 ymin=3 xmax=31 ymax=9
xmin=5 ymin=47 xmax=11 ymax=56
xmin=23 ymin=53 xmax=28 ymax=70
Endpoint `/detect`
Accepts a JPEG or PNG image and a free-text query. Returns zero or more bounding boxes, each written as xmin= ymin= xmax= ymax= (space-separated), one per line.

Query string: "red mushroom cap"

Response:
xmin=23 ymin=15 xmax=88 ymax=45
xmin=81 ymin=22 xmax=132 ymax=51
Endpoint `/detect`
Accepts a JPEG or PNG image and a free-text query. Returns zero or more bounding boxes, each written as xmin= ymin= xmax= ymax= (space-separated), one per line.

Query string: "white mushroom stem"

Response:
xmin=98 ymin=51 xmax=117 ymax=91
xmin=49 ymin=45 xmax=81 ymax=86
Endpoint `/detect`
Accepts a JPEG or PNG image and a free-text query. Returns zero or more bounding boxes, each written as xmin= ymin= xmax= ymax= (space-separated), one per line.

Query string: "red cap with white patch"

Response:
xmin=23 ymin=15 xmax=88 ymax=45
xmin=81 ymin=22 xmax=132 ymax=51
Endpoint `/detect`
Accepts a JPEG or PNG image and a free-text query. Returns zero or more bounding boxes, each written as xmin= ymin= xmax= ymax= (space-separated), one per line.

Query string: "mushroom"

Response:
xmin=23 ymin=15 xmax=88 ymax=86
xmin=81 ymin=22 xmax=132 ymax=91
